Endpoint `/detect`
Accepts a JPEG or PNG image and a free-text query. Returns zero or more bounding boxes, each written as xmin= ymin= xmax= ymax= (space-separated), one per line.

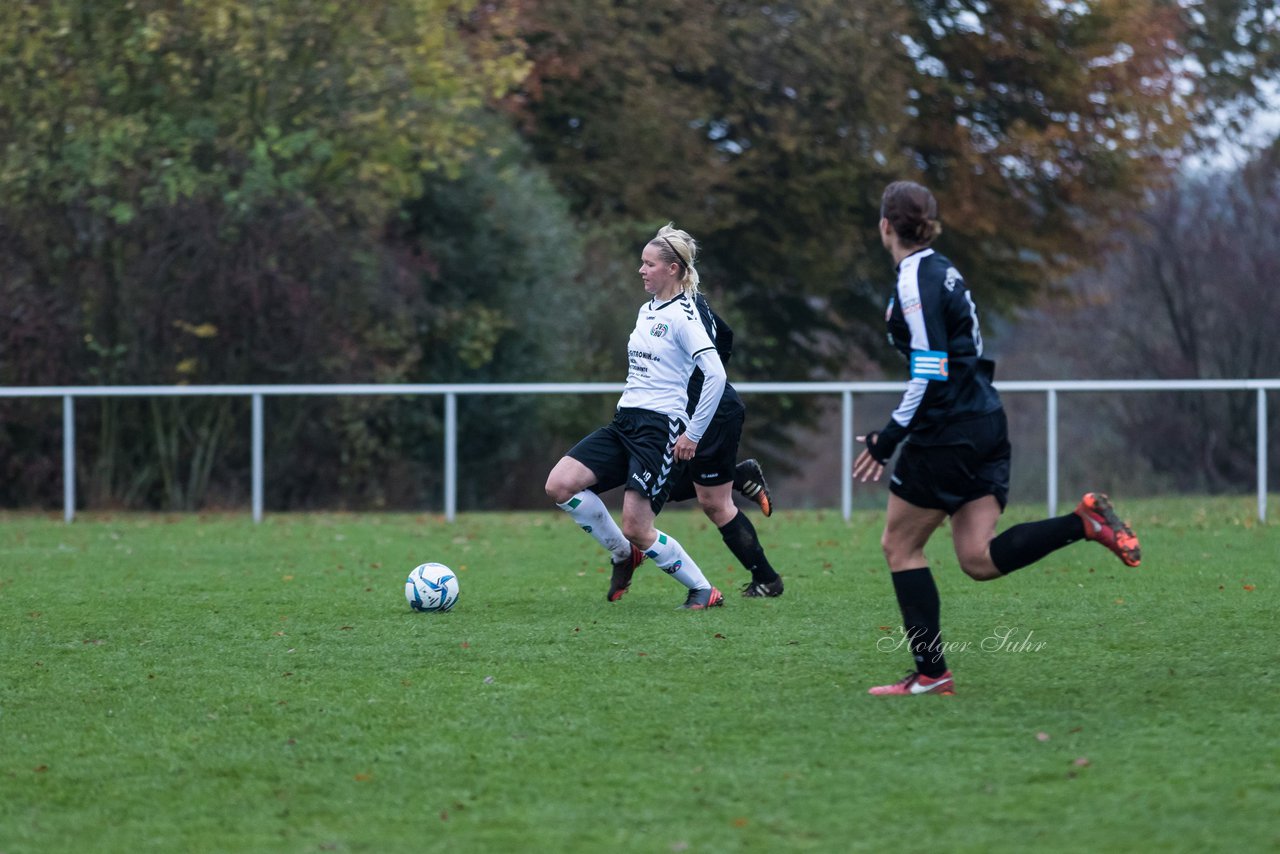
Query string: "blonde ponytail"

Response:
xmin=651 ymin=223 xmax=700 ymax=295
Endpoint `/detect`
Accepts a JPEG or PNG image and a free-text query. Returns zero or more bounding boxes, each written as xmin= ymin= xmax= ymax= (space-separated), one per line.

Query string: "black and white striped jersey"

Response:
xmin=870 ymin=248 xmax=1002 ymax=463
xmin=618 ymin=292 xmax=726 ymax=443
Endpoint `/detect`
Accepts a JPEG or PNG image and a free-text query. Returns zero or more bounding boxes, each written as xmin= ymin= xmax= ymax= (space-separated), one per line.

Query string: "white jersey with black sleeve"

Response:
xmin=618 ymin=293 xmax=726 ymax=443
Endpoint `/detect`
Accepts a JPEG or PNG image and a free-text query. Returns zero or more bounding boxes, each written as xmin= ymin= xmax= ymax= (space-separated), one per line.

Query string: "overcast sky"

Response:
xmin=1187 ymin=80 xmax=1280 ymax=172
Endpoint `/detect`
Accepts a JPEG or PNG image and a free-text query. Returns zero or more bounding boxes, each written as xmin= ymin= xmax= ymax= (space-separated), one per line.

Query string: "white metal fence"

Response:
xmin=1 ymin=379 xmax=1275 ymax=523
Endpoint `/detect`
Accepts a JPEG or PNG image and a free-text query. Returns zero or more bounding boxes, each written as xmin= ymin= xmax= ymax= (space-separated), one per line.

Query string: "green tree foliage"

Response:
xmin=1 ymin=1 xmax=1275 ymax=510
xmin=0 ymin=0 xmax=524 ymax=226
xmin=271 ymin=119 xmax=612 ymax=511
xmin=0 ymin=0 xmax=529 ymax=385
xmin=0 ymin=0 xmax=539 ymax=509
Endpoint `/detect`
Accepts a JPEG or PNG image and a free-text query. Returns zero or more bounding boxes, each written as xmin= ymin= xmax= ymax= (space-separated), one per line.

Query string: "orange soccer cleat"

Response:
xmin=868 ymin=670 xmax=956 ymax=696
xmin=1075 ymin=492 xmax=1141 ymax=567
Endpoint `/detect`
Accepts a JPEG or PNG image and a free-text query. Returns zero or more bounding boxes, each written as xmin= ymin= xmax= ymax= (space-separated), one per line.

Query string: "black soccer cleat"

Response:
xmin=678 ymin=586 xmax=725 ymax=610
xmin=734 ymin=458 xmax=773 ymax=517
xmin=740 ymin=577 xmax=784 ymax=598
xmin=607 ymin=544 xmax=646 ymax=602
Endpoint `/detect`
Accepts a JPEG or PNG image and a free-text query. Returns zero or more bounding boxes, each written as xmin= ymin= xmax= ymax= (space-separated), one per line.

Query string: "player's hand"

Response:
xmin=853 ymin=435 xmax=884 ymax=483
xmin=673 ymin=434 xmax=698 ymax=462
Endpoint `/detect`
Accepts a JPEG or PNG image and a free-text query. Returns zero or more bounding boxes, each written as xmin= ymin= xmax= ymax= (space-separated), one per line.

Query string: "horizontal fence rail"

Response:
xmin=1 ymin=379 xmax=1275 ymax=523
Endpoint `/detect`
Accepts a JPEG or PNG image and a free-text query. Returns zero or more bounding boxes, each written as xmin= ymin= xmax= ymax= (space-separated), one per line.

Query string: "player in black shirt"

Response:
xmin=653 ymin=295 xmax=783 ymax=597
xmin=854 ymin=181 xmax=1142 ymax=696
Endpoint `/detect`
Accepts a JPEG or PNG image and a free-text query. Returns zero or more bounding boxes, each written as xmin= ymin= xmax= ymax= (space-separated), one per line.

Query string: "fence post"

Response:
xmin=252 ymin=393 xmax=264 ymax=524
xmin=63 ymin=395 xmax=75 ymax=523
xmin=445 ymin=392 xmax=457 ymax=522
xmin=842 ymin=390 xmax=853 ymax=521
xmin=1046 ymin=389 xmax=1058 ymax=517
xmin=1259 ymin=388 xmax=1268 ymax=524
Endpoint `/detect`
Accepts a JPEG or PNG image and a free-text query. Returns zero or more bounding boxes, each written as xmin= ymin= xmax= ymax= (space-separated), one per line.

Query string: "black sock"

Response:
xmin=891 ymin=567 xmax=947 ymax=677
xmin=719 ymin=511 xmax=779 ymax=584
xmin=989 ymin=513 xmax=1084 ymax=575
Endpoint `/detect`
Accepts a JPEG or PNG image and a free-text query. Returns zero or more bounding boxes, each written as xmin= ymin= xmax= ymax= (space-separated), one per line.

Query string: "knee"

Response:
xmin=620 ymin=517 xmax=651 ymax=546
xmin=697 ymin=494 xmax=733 ymax=527
xmin=880 ymin=533 xmax=908 ymax=568
xmin=958 ymin=551 xmax=1002 ymax=582
xmin=545 ymin=474 xmax=573 ymax=505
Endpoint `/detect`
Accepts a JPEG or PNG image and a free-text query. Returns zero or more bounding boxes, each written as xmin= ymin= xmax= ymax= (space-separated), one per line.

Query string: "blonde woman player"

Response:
xmin=605 ymin=291 xmax=784 ymax=601
xmin=545 ymin=224 xmax=728 ymax=609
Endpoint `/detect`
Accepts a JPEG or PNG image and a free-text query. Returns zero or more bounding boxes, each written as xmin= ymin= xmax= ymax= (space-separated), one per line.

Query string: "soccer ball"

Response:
xmin=405 ymin=562 xmax=460 ymax=612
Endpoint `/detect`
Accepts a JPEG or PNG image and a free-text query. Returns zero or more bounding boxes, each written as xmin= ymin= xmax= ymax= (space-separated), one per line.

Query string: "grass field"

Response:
xmin=1 ymin=497 xmax=1276 ymax=853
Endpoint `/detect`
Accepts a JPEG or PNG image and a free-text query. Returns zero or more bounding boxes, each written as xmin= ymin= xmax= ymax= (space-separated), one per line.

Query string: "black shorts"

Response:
xmin=665 ymin=401 xmax=744 ymax=502
xmin=568 ymin=408 xmax=683 ymax=514
xmin=888 ymin=410 xmax=1011 ymax=514
xmin=687 ymin=400 xmax=744 ymax=487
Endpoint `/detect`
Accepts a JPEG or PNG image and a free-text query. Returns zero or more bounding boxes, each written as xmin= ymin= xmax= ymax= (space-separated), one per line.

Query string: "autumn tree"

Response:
xmin=1175 ymin=0 xmax=1280 ymax=133
xmin=0 ymin=0 xmax=534 ymax=509
xmin=514 ymin=1 xmax=912 ymax=380
xmin=1118 ymin=150 xmax=1280 ymax=491
xmin=512 ymin=0 xmax=1277 ymax=372
xmin=998 ymin=143 xmax=1280 ymax=494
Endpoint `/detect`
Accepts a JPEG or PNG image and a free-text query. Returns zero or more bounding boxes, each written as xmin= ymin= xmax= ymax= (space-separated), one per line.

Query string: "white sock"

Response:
xmin=557 ymin=491 xmax=631 ymax=562
xmin=644 ymin=530 xmax=710 ymax=591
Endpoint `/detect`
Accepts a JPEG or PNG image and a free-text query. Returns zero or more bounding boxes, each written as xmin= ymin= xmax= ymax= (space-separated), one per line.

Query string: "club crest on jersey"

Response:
xmin=649 ymin=322 xmax=669 ymax=338
xmin=944 ymin=267 xmax=963 ymax=292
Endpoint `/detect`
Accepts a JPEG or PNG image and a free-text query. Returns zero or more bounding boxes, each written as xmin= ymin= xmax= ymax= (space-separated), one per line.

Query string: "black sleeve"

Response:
xmin=688 ymin=295 xmax=737 ymax=416
xmin=709 ymin=309 xmax=733 ymax=365
xmin=696 ymin=295 xmax=734 ymax=365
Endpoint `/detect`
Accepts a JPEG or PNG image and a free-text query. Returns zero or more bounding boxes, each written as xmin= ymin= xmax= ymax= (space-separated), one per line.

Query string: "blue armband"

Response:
xmin=910 ymin=350 xmax=949 ymax=381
